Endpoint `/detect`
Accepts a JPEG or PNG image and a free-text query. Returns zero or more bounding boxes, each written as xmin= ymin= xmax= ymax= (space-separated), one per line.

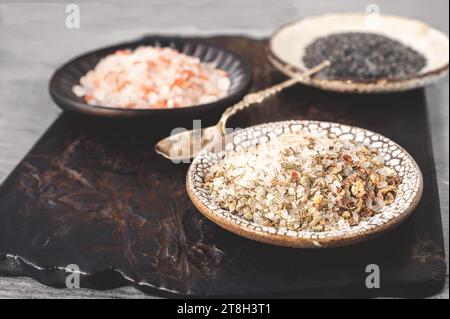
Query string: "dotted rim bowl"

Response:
xmin=186 ymin=120 xmax=423 ymax=248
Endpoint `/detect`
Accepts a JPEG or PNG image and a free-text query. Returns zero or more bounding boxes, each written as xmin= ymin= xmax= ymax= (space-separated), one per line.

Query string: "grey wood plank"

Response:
xmin=0 ymin=0 xmax=448 ymax=298
xmin=0 ymin=276 xmax=154 ymax=299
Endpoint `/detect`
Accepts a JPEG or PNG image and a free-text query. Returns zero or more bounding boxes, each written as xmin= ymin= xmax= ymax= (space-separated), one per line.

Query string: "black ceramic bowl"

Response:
xmin=49 ymin=36 xmax=252 ymax=120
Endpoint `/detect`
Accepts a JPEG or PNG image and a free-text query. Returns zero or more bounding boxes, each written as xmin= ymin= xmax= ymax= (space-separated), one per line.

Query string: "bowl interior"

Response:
xmin=50 ymin=36 xmax=252 ymax=117
xmin=187 ymin=120 xmax=423 ymax=248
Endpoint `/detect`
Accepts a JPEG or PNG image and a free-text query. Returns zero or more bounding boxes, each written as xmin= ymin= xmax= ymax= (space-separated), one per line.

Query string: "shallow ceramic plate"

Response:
xmin=187 ymin=121 xmax=423 ymax=248
xmin=268 ymin=13 xmax=449 ymax=93
xmin=49 ymin=36 xmax=252 ymax=118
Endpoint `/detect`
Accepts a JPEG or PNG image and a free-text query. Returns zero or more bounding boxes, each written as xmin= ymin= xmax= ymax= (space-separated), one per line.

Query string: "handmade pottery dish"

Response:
xmin=49 ymin=36 xmax=252 ymax=118
xmin=268 ymin=13 xmax=449 ymax=93
xmin=187 ymin=120 xmax=423 ymax=248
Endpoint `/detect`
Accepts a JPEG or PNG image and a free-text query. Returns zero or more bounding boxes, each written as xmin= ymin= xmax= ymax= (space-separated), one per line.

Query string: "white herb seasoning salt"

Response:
xmin=204 ymin=132 xmax=401 ymax=232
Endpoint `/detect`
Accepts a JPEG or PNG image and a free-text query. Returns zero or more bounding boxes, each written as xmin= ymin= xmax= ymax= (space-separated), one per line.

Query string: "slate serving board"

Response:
xmin=0 ymin=36 xmax=446 ymax=298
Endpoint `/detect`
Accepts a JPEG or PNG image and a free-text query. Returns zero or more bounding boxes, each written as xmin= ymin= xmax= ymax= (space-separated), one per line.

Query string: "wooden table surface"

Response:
xmin=0 ymin=0 xmax=448 ymax=299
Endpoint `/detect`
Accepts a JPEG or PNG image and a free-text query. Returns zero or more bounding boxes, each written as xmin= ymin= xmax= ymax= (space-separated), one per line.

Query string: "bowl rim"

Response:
xmin=49 ymin=35 xmax=252 ymax=117
xmin=186 ymin=120 xmax=424 ymax=248
xmin=267 ymin=12 xmax=449 ymax=92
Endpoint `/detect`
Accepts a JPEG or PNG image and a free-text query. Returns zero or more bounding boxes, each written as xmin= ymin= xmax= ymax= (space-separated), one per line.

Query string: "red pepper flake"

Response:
xmin=291 ymin=171 xmax=299 ymax=181
xmin=171 ymin=78 xmax=185 ymax=89
xmin=116 ymin=80 xmax=131 ymax=91
xmin=160 ymin=56 xmax=171 ymax=64
xmin=152 ymin=100 xmax=167 ymax=108
xmin=141 ymin=85 xmax=153 ymax=95
xmin=182 ymin=69 xmax=195 ymax=79
xmin=146 ymin=60 xmax=156 ymax=69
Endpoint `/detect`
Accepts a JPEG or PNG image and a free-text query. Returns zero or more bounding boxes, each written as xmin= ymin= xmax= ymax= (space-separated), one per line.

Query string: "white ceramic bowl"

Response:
xmin=268 ymin=13 xmax=449 ymax=93
xmin=187 ymin=120 xmax=423 ymax=248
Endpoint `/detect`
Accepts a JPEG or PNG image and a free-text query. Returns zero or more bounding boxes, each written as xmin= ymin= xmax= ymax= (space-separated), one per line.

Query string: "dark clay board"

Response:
xmin=0 ymin=36 xmax=446 ymax=298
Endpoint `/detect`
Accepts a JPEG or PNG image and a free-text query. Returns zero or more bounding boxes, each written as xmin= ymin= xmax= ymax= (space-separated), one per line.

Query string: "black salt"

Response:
xmin=303 ymin=32 xmax=426 ymax=81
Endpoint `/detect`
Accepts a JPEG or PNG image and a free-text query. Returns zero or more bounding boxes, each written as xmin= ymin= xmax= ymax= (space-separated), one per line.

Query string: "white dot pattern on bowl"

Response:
xmin=187 ymin=120 xmax=423 ymax=245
